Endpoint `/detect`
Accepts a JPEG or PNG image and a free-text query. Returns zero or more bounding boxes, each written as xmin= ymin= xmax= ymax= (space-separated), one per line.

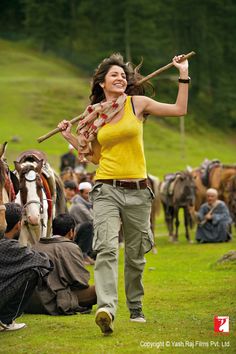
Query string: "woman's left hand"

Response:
xmin=172 ymin=54 xmax=189 ymax=73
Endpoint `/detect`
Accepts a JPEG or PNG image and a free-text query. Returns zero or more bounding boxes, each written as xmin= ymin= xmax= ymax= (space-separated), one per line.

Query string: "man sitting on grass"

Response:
xmin=25 ymin=213 xmax=97 ymax=315
xmin=0 ymin=203 xmax=52 ymax=332
xmin=190 ymin=188 xmax=232 ymax=243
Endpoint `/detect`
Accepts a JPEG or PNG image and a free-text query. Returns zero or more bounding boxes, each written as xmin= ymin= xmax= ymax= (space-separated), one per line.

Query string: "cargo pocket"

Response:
xmin=141 ymin=229 xmax=154 ymax=254
xmin=89 ymin=182 xmax=103 ymax=202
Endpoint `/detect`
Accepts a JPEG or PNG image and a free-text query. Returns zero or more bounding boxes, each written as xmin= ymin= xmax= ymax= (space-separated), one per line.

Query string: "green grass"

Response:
xmin=0 ymin=40 xmax=236 ymax=353
xmin=0 ymin=235 xmax=235 ymax=353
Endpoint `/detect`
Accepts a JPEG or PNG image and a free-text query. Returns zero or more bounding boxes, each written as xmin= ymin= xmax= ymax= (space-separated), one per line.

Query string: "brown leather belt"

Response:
xmin=96 ymin=179 xmax=148 ymax=190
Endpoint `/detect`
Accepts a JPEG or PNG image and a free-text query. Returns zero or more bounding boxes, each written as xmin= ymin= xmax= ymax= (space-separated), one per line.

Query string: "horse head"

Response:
xmin=14 ymin=159 xmax=44 ymax=226
xmin=173 ymin=171 xmax=196 ymax=207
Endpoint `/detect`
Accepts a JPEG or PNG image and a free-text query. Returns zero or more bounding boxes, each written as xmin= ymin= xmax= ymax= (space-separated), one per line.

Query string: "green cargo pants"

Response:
xmin=90 ymin=182 xmax=154 ymax=318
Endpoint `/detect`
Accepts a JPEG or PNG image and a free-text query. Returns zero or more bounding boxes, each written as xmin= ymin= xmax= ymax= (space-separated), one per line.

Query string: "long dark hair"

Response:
xmin=89 ymin=53 xmax=150 ymax=104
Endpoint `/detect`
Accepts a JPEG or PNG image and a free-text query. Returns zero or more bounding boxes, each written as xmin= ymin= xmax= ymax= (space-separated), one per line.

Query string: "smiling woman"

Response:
xmin=57 ymin=52 xmax=190 ymax=335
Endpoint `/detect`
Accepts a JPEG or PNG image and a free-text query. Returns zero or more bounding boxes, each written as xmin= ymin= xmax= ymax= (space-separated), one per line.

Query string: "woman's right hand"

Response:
xmin=58 ymin=120 xmax=72 ymax=139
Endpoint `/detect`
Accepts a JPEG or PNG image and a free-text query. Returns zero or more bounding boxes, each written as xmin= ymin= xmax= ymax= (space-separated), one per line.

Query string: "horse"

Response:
xmin=209 ymin=164 xmax=236 ymax=197
xmin=160 ymin=171 xmax=195 ymax=242
xmin=220 ymin=173 xmax=236 ymax=225
xmin=190 ymin=162 xmax=236 ymax=216
xmin=190 ymin=167 xmax=207 ymax=210
xmin=0 ymin=142 xmax=19 ymax=236
xmin=147 ymin=174 xmax=161 ymax=253
xmin=14 ymin=150 xmax=66 ymax=246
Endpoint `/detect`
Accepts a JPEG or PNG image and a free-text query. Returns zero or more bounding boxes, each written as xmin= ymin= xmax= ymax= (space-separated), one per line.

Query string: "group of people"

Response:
xmin=0 ymin=203 xmax=96 ymax=332
xmin=0 ymin=51 xmax=233 ymax=336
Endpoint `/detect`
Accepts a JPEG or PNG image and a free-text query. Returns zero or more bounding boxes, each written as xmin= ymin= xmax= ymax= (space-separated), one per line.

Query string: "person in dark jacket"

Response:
xmin=25 ymin=213 xmax=96 ymax=315
xmin=60 ymin=144 xmax=77 ymax=172
xmin=0 ymin=203 xmax=52 ymax=332
xmin=190 ymin=188 xmax=232 ymax=243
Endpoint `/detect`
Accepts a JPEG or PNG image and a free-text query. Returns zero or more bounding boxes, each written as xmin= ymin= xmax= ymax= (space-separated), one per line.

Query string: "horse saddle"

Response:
xmin=15 ymin=150 xmax=47 ymax=164
xmin=160 ymin=173 xmax=180 ymax=197
xmin=200 ymin=159 xmax=221 ymax=187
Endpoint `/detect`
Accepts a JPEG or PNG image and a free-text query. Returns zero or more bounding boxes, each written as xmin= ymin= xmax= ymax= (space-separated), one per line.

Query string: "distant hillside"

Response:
xmin=0 ymin=40 xmax=235 ymax=176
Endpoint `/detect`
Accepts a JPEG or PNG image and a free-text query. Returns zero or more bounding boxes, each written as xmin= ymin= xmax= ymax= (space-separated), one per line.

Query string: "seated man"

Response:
xmin=191 ymin=188 xmax=232 ymax=243
xmin=70 ymin=182 xmax=94 ymax=265
xmin=0 ymin=203 xmax=52 ymax=332
xmin=26 ymin=213 xmax=96 ymax=315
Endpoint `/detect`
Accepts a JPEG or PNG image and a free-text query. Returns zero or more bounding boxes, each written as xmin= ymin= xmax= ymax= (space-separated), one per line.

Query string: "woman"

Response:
xmin=58 ymin=53 xmax=189 ymax=335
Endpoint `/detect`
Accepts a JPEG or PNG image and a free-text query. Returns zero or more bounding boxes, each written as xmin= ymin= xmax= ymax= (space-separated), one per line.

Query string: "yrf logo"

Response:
xmin=214 ymin=316 xmax=229 ymax=333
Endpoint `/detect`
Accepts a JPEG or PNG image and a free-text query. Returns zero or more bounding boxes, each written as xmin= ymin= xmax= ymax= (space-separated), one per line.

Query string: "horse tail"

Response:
xmin=149 ymin=174 xmax=162 ymax=217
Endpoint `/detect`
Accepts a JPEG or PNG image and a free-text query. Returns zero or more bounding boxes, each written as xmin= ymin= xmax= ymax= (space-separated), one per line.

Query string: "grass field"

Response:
xmin=0 ymin=234 xmax=235 ymax=353
xmin=0 ymin=40 xmax=235 ymax=353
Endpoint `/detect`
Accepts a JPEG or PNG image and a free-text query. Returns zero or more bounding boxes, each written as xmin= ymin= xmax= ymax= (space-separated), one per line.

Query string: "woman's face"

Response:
xmin=101 ymin=65 xmax=127 ymax=96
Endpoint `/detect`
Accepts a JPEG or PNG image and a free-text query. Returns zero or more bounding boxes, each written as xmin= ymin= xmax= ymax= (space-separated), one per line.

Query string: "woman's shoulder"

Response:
xmin=129 ymin=95 xmax=150 ymax=118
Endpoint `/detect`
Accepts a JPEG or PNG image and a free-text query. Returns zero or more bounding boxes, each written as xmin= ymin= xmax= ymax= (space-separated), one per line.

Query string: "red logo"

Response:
xmin=214 ymin=316 xmax=229 ymax=333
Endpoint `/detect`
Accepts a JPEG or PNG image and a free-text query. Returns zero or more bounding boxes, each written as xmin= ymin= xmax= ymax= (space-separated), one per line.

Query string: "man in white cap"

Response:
xmin=70 ymin=181 xmax=95 ymax=265
xmin=191 ymin=188 xmax=232 ymax=243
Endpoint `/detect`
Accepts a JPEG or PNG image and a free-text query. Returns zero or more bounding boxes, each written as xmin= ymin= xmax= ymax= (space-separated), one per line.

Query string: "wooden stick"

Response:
xmin=37 ymin=51 xmax=196 ymax=143
xmin=137 ymin=51 xmax=196 ymax=84
xmin=37 ymin=115 xmax=82 ymax=143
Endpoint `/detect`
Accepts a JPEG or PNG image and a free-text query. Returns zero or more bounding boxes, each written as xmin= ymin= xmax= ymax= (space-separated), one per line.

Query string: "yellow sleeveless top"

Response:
xmin=95 ymin=96 xmax=147 ymax=180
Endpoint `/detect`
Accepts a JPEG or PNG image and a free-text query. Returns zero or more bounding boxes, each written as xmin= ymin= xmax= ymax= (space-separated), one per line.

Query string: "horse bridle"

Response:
xmin=21 ymin=170 xmax=46 ymax=238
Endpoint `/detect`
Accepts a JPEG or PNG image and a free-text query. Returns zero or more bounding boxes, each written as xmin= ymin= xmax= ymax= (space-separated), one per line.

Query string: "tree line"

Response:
xmin=1 ymin=0 xmax=236 ymax=129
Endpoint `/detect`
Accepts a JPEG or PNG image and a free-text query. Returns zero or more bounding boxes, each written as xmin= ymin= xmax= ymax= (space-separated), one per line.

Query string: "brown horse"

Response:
xmin=209 ymin=164 xmax=236 ymax=197
xmin=220 ymin=173 xmax=236 ymax=225
xmin=191 ymin=163 xmax=236 ymax=218
xmin=160 ymin=171 xmax=195 ymax=242
xmin=190 ymin=168 xmax=207 ymax=210
xmin=0 ymin=142 xmax=19 ymax=236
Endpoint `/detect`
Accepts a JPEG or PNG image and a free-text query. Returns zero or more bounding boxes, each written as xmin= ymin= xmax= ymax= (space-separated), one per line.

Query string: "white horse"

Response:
xmin=14 ymin=150 xmax=66 ymax=246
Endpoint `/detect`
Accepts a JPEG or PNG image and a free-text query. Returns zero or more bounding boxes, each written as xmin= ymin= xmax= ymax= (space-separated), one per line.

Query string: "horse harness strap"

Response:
xmin=23 ymin=200 xmax=46 ymax=243
xmin=41 ymin=173 xmax=53 ymax=219
xmin=23 ymin=200 xmax=44 ymax=214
